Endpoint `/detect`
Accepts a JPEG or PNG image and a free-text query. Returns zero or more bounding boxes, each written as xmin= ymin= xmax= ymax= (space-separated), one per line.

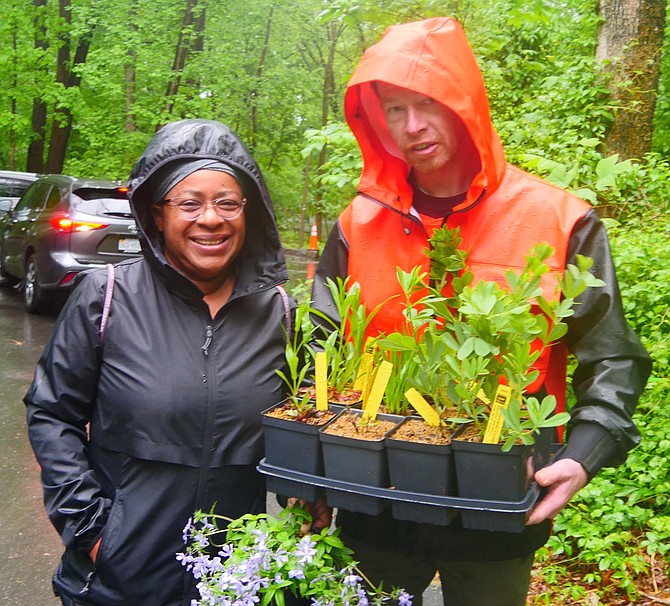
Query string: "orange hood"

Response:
xmin=344 ymin=18 xmax=506 ymax=213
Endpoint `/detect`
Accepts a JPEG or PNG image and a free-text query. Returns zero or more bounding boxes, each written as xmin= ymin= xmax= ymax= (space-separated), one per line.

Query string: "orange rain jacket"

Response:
xmin=312 ymin=18 xmax=650 ymax=559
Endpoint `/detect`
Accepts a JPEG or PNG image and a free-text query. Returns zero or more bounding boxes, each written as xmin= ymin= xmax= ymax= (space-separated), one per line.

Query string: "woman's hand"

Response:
xmin=287 ymin=496 xmax=333 ymax=535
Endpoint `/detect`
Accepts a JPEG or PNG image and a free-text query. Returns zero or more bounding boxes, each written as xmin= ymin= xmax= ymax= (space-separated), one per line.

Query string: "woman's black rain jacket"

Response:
xmin=25 ymin=120 xmax=292 ymax=605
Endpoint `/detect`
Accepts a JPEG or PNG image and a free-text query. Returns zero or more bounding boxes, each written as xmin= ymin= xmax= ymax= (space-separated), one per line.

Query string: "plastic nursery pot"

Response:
xmin=451 ymin=429 xmax=552 ymax=532
xmin=261 ymin=400 xmax=340 ymax=502
xmin=319 ymin=408 xmax=403 ymax=516
xmin=385 ymin=417 xmax=461 ymax=526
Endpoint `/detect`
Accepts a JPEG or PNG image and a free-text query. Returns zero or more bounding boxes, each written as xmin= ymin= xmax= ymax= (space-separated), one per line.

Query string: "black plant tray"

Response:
xmin=257 ymin=459 xmax=540 ymax=532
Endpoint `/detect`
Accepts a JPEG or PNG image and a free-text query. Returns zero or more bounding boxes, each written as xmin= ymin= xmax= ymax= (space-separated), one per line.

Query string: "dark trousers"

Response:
xmin=341 ymin=530 xmax=534 ymax=606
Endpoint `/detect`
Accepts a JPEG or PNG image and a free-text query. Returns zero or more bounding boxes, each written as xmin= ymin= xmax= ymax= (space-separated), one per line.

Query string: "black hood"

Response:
xmin=127 ymin=119 xmax=287 ymax=299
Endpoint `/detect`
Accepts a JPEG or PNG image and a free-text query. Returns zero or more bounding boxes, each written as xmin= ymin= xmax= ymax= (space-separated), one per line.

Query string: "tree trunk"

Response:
xmin=313 ymin=21 xmax=343 ymax=241
xmin=26 ymin=0 xmax=48 ymax=173
xmin=9 ymin=24 xmax=18 ymax=169
xmin=45 ymin=0 xmax=94 ymax=173
xmin=596 ymin=0 xmax=667 ymax=159
xmin=248 ymin=5 xmax=274 ymax=149
xmin=161 ymin=0 xmax=202 ymax=124
xmin=125 ymin=0 xmax=138 ymax=134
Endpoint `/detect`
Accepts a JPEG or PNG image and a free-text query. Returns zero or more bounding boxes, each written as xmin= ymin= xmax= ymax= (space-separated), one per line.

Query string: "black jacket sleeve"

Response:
xmin=560 ymin=209 xmax=651 ymax=477
xmin=311 ymin=220 xmax=349 ymax=329
xmin=24 ymin=273 xmax=112 ymax=552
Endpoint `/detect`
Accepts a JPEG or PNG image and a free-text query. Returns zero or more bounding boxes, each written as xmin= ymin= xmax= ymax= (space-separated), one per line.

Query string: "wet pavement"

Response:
xmin=0 ymin=277 xmax=442 ymax=606
xmin=0 ymin=285 xmax=61 ymax=605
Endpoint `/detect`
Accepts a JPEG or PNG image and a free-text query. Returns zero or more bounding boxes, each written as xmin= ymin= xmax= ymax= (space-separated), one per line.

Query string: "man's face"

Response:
xmin=377 ymin=82 xmax=466 ymax=177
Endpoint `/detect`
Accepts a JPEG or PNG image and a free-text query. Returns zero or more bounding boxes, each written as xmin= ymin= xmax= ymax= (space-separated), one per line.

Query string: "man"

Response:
xmin=311 ymin=18 xmax=651 ymax=606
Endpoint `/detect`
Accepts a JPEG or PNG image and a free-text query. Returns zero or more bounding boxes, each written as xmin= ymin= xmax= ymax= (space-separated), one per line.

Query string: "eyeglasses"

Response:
xmin=161 ymin=197 xmax=247 ymax=221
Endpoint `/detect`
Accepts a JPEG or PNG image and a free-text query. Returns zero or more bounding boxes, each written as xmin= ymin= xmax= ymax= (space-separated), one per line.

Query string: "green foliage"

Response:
xmin=533 ymin=214 xmax=670 ymax=602
xmin=606 ymin=215 xmax=670 ymax=375
xmin=301 ymin=122 xmax=362 ymax=219
xmin=274 ymin=302 xmax=317 ymax=416
xmin=0 ymin=0 xmax=667 ymax=229
xmin=312 ymin=277 xmax=383 ymax=394
xmin=535 ymin=378 xmax=670 ymax=602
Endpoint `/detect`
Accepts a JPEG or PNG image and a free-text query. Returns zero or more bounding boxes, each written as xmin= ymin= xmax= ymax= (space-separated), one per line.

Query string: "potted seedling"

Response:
xmin=377 ymin=226 xmax=603 ymax=531
xmin=319 ymin=360 xmax=403 ymax=515
xmin=262 ymin=302 xmax=337 ymax=501
xmin=437 ymin=241 xmax=602 ymax=529
xmin=378 ymin=267 xmax=468 ymax=525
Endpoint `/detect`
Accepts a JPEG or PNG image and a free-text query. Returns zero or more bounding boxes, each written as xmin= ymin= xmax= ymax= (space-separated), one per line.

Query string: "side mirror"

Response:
xmin=0 ymin=199 xmax=13 ymax=214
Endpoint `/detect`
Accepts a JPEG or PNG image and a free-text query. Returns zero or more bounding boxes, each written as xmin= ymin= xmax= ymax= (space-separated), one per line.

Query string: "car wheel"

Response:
xmin=24 ymin=255 xmax=49 ymax=314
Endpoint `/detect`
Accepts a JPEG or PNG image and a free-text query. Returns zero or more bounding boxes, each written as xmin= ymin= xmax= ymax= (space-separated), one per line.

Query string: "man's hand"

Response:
xmin=527 ymin=458 xmax=588 ymax=525
xmin=287 ymin=496 xmax=333 ymax=535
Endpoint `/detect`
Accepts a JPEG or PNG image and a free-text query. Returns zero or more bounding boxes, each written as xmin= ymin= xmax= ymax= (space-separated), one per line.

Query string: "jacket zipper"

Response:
xmin=196 ymin=322 xmax=216 ymax=506
xmin=202 ymin=324 xmax=213 ymax=356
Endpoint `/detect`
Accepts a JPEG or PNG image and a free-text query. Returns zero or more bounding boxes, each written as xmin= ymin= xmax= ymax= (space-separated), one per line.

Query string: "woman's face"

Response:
xmin=152 ymin=169 xmax=246 ymax=292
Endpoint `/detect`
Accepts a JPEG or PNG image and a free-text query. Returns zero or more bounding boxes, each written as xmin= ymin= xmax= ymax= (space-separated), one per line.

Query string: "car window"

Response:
xmin=71 ymin=188 xmax=133 ymax=217
xmin=0 ymin=176 xmax=35 ymax=198
xmin=45 ymin=187 xmax=61 ymax=209
xmin=14 ymin=182 xmax=51 ymax=211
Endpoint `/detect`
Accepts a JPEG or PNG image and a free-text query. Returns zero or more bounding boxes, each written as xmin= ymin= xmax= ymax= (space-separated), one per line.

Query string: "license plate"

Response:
xmin=118 ymin=238 xmax=141 ymax=253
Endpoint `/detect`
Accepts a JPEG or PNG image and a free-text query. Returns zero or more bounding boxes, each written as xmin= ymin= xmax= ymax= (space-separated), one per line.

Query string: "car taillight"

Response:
xmin=50 ymin=216 xmax=108 ymax=232
xmin=60 ymin=272 xmax=79 ymax=286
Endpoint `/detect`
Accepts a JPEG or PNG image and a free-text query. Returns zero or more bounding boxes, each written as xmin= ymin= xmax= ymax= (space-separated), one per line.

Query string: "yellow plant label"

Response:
xmin=404 ymin=388 xmax=443 ymax=427
xmin=362 ymin=360 xmax=393 ymax=422
xmin=482 ymin=384 xmax=512 ymax=444
xmin=315 ymin=352 xmax=328 ymax=411
xmin=493 ymin=384 xmax=512 ymax=408
xmin=483 ymin=403 xmax=505 ymax=444
xmin=353 ymin=352 xmax=374 ymax=392
xmin=477 ymin=389 xmax=491 ymax=405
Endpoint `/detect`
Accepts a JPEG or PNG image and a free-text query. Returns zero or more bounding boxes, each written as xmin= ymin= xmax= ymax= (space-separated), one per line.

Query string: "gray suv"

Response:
xmin=0 ymin=174 xmax=142 ymax=313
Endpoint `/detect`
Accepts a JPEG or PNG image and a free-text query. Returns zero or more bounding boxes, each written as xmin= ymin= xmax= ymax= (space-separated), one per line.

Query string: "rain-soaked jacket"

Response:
xmin=25 ymin=120 xmax=292 ymax=605
xmin=312 ymin=18 xmax=651 ymax=559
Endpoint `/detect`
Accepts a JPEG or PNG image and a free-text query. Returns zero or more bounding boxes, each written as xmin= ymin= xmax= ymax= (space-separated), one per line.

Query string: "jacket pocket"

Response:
xmin=89 ymin=490 xmax=126 ymax=597
xmin=52 ymin=548 xmax=95 ymax=601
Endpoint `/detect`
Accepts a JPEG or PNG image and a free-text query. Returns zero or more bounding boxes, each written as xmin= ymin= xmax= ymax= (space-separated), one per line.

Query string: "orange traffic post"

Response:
xmin=308 ymin=223 xmax=318 ymax=251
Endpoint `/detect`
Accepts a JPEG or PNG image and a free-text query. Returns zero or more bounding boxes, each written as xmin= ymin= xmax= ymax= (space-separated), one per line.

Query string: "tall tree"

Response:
xmin=248 ymin=5 xmax=275 ymax=149
xmin=161 ymin=0 xmax=205 ymax=126
xmin=596 ymin=0 xmax=667 ymax=159
xmin=26 ymin=0 xmax=48 ymax=173
xmin=125 ymin=0 xmax=139 ymax=135
xmin=297 ymin=18 xmax=347 ymax=238
xmin=44 ymin=0 xmax=95 ymax=173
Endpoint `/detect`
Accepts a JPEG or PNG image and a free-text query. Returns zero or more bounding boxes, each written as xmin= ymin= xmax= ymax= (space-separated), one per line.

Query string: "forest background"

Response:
xmin=1 ymin=0 xmax=669 ymax=604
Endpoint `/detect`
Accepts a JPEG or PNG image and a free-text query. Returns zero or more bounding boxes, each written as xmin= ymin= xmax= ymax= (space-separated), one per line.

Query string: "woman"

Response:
xmin=25 ymin=119 xmax=293 ymax=605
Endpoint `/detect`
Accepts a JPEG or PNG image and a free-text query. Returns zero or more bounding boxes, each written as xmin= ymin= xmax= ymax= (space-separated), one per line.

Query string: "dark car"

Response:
xmin=0 ymin=170 xmax=40 ymax=214
xmin=0 ymin=174 xmax=142 ymax=313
